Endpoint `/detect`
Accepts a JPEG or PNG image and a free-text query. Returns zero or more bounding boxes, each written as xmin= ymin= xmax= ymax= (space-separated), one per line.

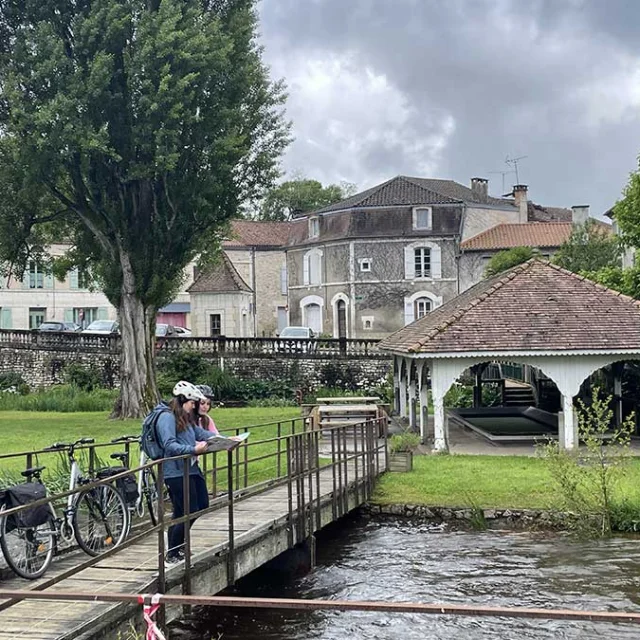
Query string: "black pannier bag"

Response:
xmin=97 ymin=467 xmax=138 ymax=505
xmin=3 ymin=482 xmax=49 ymax=531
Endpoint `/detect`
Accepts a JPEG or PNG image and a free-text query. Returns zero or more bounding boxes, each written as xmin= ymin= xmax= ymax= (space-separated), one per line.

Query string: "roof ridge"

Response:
xmin=401 ymin=175 xmax=461 ymax=204
xmin=406 ymin=259 xmax=537 ymax=352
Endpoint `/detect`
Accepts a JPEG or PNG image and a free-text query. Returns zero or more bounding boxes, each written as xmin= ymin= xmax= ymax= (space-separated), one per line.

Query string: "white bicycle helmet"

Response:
xmin=172 ymin=380 xmax=206 ymax=402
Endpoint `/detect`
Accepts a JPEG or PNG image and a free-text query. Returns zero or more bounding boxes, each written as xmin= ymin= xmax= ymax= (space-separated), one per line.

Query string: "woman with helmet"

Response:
xmin=156 ymin=380 xmax=211 ymax=563
xmin=195 ymin=384 xmax=219 ymax=435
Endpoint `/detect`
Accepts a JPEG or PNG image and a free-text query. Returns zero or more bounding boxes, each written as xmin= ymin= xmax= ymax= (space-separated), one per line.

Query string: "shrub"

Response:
xmin=64 ymin=363 xmax=103 ymax=392
xmin=389 ymin=431 xmax=421 ymax=453
xmin=0 ymin=371 xmax=29 ymax=395
xmin=0 ymin=386 xmax=117 ymax=412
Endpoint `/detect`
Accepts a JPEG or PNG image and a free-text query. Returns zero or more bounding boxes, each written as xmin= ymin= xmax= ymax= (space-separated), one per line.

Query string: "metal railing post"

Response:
xmin=227 ymin=449 xmax=235 ymax=585
xmin=182 ymin=458 xmax=192 ymax=604
xmin=330 ymin=429 xmax=337 ymax=520
xmin=156 ymin=462 xmax=166 ymax=632
xmin=286 ymin=437 xmax=294 ymax=547
xmin=314 ymin=430 xmax=321 ymax=531
xmin=277 ymin=421 xmax=282 ymax=479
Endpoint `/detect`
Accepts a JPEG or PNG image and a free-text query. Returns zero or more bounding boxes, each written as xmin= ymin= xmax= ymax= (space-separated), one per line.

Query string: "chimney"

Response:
xmin=471 ymin=177 xmax=488 ymax=202
xmin=513 ymin=184 xmax=528 ymax=223
xmin=571 ymin=205 xmax=590 ymax=226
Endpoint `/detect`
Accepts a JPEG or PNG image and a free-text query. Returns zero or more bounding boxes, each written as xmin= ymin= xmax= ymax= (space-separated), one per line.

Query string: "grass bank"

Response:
xmin=372 ymin=454 xmax=640 ymax=511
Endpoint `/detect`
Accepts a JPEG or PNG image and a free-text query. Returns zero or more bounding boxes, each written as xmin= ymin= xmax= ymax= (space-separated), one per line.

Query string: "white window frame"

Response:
xmin=331 ymin=293 xmax=349 ymax=338
xmin=300 ymin=294 xmax=324 ymax=333
xmin=361 ymin=315 xmax=374 ymax=331
xmin=414 ymin=247 xmax=431 ymax=278
xmin=412 ymin=206 xmax=432 ymax=230
xmin=358 ymin=258 xmax=371 ymax=272
xmin=308 ymin=217 xmax=319 ymax=239
xmin=404 ymin=241 xmax=442 ymax=280
xmin=414 ymin=297 xmax=432 ymax=319
xmin=403 ymin=291 xmax=442 ymax=325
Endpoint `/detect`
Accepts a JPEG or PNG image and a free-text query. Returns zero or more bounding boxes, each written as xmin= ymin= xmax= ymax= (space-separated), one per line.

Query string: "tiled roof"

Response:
xmin=223 ymin=220 xmax=291 ymax=248
xmin=311 ymin=176 xmax=514 ymax=214
xmin=187 ymin=253 xmax=251 ymax=294
xmin=378 ymin=259 xmax=640 ymax=354
xmin=528 ymin=202 xmax=572 ymax=222
xmin=461 ymin=222 xmax=574 ymax=251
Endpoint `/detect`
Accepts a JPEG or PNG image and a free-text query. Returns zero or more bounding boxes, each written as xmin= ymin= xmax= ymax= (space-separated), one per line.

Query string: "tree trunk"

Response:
xmin=111 ymin=251 xmax=158 ymax=418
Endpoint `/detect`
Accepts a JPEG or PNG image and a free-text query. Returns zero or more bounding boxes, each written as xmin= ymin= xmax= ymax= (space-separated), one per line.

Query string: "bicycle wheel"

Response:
xmin=143 ymin=468 xmax=160 ymax=527
xmin=0 ymin=507 xmax=56 ymax=580
xmin=73 ymin=483 xmax=129 ymax=556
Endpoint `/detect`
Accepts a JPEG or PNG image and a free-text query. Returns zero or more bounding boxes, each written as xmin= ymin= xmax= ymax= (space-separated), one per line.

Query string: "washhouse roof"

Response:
xmin=379 ymin=259 xmax=640 ymax=355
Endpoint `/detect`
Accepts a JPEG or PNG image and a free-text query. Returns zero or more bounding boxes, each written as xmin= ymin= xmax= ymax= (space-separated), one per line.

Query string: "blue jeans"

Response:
xmin=165 ymin=473 xmax=209 ymax=558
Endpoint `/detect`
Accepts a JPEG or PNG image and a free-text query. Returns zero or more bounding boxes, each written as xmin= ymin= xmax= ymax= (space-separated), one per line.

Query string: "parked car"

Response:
xmin=172 ymin=326 xmax=192 ymax=337
xmin=37 ymin=321 xmax=81 ymax=333
xmin=275 ymin=326 xmax=316 ymax=353
xmin=155 ymin=323 xmax=178 ymax=337
xmin=82 ymin=320 xmax=120 ymax=335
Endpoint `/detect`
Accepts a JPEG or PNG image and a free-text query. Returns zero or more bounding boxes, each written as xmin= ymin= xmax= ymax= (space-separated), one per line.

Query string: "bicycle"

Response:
xmin=0 ymin=437 xmax=130 ymax=580
xmin=110 ymin=435 xmax=161 ymax=527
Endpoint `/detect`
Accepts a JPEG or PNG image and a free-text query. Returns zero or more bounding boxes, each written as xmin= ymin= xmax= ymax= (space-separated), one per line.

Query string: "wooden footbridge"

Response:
xmin=0 ymin=414 xmax=388 ymax=639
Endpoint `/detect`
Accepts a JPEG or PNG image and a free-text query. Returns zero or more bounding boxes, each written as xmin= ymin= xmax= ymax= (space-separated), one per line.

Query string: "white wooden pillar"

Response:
xmin=408 ymin=371 xmax=417 ymax=430
xmin=399 ymin=360 xmax=408 ymax=419
xmin=561 ymin=394 xmax=577 ymax=450
xmin=417 ymin=361 xmax=429 ymax=444
xmin=432 ymin=392 xmax=447 ymax=452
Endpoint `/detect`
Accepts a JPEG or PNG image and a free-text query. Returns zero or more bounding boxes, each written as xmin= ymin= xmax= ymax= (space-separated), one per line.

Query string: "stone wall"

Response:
xmin=0 ymin=340 xmax=391 ymax=391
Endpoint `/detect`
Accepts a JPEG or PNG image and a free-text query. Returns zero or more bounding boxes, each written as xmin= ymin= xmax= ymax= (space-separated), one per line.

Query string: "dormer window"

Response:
xmin=308 ymin=217 xmax=319 ymax=239
xmin=413 ymin=207 xmax=432 ymax=230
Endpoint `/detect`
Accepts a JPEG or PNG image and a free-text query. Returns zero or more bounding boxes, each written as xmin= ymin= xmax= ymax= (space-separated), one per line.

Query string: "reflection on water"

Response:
xmin=183 ymin=516 xmax=640 ymax=639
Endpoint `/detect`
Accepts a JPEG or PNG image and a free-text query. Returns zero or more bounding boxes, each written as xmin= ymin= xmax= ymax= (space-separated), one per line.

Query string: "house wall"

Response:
xmin=461 ymin=206 xmax=520 ymax=241
xmin=458 ymin=247 xmax=560 ymax=292
xmin=224 ymin=247 xmax=288 ymax=337
xmin=190 ymin=291 xmax=253 ymax=337
xmin=287 ymin=237 xmax=459 ymax=339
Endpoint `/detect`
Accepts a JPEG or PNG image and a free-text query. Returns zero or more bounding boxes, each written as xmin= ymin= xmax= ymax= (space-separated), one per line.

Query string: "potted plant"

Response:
xmin=388 ymin=431 xmax=420 ymax=472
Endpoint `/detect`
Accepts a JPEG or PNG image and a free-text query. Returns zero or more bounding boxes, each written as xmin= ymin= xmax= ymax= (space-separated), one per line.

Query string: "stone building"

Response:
xmin=284 ymin=175 xmax=573 ymax=339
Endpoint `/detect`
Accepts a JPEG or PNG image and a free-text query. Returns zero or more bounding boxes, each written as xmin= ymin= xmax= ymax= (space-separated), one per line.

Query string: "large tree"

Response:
xmin=257 ymin=178 xmax=356 ymax=221
xmin=0 ymin=0 xmax=290 ymax=417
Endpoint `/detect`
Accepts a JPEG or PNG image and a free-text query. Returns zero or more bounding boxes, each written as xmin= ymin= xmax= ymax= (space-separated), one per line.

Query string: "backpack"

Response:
xmin=140 ymin=401 xmax=170 ymax=460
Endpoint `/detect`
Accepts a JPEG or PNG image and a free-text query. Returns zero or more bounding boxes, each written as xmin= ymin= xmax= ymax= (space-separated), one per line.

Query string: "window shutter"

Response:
xmin=44 ymin=273 xmax=54 ymax=289
xmin=303 ymin=254 xmax=310 ymax=285
xmin=280 ymin=265 xmax=287 ymax=295
xmin=0 ymin=308 xmax=11 ymax=329
xmin=404 ymin=300 xmax=415 ymax=325
xmin=97 ymin=307 xmax=109 ymax=320
xmin=431 ymin=246 xmax=442 ymax=279
xmin=404 ymin=247 xmax=415 ymax=280
xmin=69 ymin=269 xmax=79 ymax=290
xmin=64 ymin=309 xmax=74 ymax=322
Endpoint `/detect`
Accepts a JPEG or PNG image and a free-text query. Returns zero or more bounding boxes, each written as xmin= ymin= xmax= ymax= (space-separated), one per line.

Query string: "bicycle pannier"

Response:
xmin=3 ymin=483 xmax=49 ymax=532
xmin=97 ymin=467 xmax=139 ymax=505
xmin=140 ymin=401 xmax=170 ymax=460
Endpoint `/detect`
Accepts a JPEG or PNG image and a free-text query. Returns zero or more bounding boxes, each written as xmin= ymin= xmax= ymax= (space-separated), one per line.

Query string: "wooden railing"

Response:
xmin=0 ymin=330 xmax=382 ymax=358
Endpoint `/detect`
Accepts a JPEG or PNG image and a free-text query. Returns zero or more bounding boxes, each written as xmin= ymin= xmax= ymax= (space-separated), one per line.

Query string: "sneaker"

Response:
xmin=165 ymin=550 xmax=185 ymax=566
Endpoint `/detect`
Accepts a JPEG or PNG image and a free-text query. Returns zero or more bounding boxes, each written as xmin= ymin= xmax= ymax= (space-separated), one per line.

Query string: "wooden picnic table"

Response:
xmin=315 ymin=396 xmax=381 ymax=404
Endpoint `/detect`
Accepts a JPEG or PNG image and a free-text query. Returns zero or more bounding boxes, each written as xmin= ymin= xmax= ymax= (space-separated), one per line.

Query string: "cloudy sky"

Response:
xmin=258 ymin=0 xmax=640 ymax=216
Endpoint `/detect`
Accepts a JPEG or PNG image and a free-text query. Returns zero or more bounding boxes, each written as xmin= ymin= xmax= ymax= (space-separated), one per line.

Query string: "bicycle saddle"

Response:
xmin=21 ymin=466 xmax=46 ymax=478
xmin=110 ymin=452 xmax=128 ymax=462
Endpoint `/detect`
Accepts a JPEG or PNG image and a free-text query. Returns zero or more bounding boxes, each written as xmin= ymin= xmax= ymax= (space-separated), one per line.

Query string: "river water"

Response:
xmin=181 ymin=516 xmax=640 ymax=639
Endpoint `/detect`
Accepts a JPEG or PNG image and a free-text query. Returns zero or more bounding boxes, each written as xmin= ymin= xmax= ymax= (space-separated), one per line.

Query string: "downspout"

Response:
xmin=250 ymin=247 xmax=257 ymax=337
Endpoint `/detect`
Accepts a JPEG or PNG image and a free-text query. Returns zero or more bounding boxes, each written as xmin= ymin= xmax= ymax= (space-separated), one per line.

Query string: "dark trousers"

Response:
xmin=165 ymin=473 xmax=209 ymax=557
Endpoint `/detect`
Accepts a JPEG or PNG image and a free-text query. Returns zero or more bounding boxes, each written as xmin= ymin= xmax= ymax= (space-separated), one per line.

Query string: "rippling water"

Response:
xmin=182 ymin=517 xmax=640 ymax=639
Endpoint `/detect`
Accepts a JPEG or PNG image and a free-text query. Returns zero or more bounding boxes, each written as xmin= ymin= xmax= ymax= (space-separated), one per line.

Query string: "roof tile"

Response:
xmin=187 ymin=253 xmax=251 ymax=294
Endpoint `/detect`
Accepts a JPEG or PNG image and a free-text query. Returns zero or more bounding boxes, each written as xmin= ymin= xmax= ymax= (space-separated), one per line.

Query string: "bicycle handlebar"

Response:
xmin=44 ymin=437 xmax=94 ymax=451
xmin=110 ymin=435 xmax=140 ymax=444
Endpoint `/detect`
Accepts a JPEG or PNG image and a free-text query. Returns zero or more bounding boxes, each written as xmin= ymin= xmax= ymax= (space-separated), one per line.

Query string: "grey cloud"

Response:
xmin=259 ymin=0 xmax=640 ymax=213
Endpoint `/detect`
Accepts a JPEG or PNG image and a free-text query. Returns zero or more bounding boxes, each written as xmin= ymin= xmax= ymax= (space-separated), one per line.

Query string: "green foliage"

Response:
xmin=484 ymin=247 xmax=535 ymax=277
xmin=257 ymin=177 xmax=356 ymax=221
xmin=389 ymin=431 xmax=421 ymax=453
xmin=444 ymin=382 xmax=501 ymax=408
xmin=613 ymin=161 xmax=640 ymax=249
xmin=583 ymin=264 xmax=640 ymax=299
xmin=0 ymin=0 xmax=290 ymax=414
xmin=464 ymin=493 xmax=488 ymax=531
xmin=0 ymin=372 xmax=29 ymax=395
xmin=553 ymin=219 xmax=621 ymax=274
xmin=0 ymin=386 xmax=118 ymax=412
xmin=539 ymin=387 xmax=635 ymax=536
xmin=64 ymin=363 xmax=103 ymax=392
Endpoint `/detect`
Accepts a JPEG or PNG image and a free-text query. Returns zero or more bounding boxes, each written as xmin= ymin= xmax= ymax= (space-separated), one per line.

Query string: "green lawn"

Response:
xmin=0 ymin=407 xmax=301 ymax=481
xmin=372 ymin=454 xmax=640 ymax=510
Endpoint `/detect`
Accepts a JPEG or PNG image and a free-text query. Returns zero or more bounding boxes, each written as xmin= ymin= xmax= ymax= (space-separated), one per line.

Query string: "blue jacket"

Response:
xmin=156 ymin=411 xmax=211 ymax=479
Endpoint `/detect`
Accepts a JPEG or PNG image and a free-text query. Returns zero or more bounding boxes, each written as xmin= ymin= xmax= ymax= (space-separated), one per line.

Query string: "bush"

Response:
xmin=0 ymin=372 xmax=29 ymax=395
xmin=389 ymin=431 xmax=421 ymax=453
xmin=0 ymin=386 xmax=117 ymax=412
xmin=64 ymin=363 xmax=103 ymax=392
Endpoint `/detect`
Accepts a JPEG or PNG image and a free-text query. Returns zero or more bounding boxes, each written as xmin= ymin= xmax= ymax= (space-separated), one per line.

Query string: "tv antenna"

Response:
xmin=505 ymin=155 xmax=527 ymax=184
xmin=488 ymin=169 xmax=515 ymax=194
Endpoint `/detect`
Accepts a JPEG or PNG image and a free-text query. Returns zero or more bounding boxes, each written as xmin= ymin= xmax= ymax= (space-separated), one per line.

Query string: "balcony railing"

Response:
xmin=0 ymin=330 xmax=382 ymax=358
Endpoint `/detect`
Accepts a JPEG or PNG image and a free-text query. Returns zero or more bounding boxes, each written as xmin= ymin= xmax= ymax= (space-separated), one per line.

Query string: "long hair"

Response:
xmin=169 ymin=396 xmax=192 ymax=433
